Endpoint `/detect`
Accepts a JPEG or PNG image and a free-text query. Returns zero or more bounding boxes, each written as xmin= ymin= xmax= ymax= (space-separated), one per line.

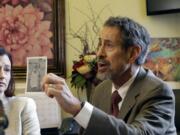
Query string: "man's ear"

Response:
xmin=127 ymin=45 xmax=141 ymax=63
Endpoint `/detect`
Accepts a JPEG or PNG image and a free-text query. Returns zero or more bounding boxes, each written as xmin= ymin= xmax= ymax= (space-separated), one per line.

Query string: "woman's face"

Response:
xmin=0 ymin=55 xmax=11 ymax=94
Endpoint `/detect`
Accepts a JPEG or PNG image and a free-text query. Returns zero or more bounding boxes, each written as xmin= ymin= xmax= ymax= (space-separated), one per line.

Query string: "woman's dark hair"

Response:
xmin=0 ymin=47 xmax=15 ymax=97
xmin=104 ymin=16 xmax=151 ymax=65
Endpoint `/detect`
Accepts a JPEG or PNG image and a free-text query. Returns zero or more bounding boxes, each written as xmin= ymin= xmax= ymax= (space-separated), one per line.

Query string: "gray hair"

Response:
xmin=104 ymin=16 xmax=151 ymax=65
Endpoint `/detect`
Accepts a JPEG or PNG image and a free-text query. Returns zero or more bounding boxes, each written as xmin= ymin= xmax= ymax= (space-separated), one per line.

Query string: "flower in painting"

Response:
xmin=0 ymin=4 xmax=53 ymax=66
xmin=1 ymin=0 xmax=29 ymax=6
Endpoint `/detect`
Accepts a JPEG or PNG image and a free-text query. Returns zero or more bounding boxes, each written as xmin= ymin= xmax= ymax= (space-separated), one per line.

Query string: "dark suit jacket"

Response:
xmin=82 ymin=67 xmax=176 ymax=135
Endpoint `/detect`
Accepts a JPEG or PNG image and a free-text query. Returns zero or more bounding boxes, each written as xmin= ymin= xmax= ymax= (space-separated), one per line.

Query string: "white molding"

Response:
xmin=166 ymin=81 xmax=180 ymax=90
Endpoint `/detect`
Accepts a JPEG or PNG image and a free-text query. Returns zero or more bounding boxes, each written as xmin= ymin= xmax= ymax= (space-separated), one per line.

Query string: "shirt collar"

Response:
xmin=112 ymin=67 xmax=140 ymax=100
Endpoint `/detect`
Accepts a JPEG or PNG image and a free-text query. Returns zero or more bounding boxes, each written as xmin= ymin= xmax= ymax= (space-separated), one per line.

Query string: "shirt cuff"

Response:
xmin=74 ymin=102 xmax=93 ymax=129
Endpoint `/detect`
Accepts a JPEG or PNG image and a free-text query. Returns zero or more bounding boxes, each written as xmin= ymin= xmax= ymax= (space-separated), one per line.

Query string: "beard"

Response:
xmin=96 ymin=64 xmax=130 ymax=83
xmin=96 ymin=71 xmax=111 ymax=81
xmin=96 ymin=57 xmax=130 ymax=82
xmin=96 ymin=68 xmax=122 ymax=81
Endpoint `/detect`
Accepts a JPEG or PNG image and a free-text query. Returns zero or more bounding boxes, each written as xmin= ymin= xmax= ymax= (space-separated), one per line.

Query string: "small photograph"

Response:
xmin=26 ymin=57 xmax=47 ymax=92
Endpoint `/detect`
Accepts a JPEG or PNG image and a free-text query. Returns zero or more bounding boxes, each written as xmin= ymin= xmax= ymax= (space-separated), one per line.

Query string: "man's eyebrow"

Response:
xmin=104 ymin=39 xmax=113 ymax=44
xmin=99 ymin=38 xmax=111 ymax=42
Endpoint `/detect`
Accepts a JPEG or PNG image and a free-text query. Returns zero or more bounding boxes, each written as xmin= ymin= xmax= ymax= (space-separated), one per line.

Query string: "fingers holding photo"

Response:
xmin=41 ymin=73 xmax=65 ymax=91
xmin=40 ymin=73 xmax=81 ymax=115
xmin=45 ymin=85 xmax=59 ymax=98
xmin=46 ymin=73 xmax=65 ymax=84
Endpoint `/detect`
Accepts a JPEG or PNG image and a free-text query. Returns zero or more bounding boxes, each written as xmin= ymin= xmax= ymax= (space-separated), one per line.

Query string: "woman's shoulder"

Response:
xmin=8 ymin=96 xmax=36 ymax=108
xmin=4 ymin=96 xmax=37 ymax=115
xmin=10 ymin=96 xmax=34 ymax=102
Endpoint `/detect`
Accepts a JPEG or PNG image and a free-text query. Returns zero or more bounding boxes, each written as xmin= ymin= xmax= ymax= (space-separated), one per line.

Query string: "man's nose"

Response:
xmin=96 ymin=45 xmax=106 ymax=57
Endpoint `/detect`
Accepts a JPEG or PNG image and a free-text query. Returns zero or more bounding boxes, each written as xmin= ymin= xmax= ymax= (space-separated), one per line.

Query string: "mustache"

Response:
xmin=97 ymin=57 xmax=110 ymax=65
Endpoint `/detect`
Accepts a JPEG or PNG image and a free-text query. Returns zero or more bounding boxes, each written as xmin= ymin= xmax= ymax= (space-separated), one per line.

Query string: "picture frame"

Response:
xmin=144 ymin=38 xmax=180 ymax=89
xmin=0 ymin=0 xmax=66 ymax=79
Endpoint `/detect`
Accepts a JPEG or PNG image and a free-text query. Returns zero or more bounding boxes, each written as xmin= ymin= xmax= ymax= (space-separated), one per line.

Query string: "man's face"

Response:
xmin=96 ymin=26 xmax=130 ymax=81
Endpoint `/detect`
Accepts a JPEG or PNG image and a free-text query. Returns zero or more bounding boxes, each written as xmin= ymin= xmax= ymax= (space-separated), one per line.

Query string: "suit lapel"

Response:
xmin=104 ymin=86 xmax=112 ymax=114
xmin=118 ymin=67 xmax=147 ymax=119
xmin=118 ymin=84 xmax=139 ymax=119
xmin=96 ymin=80 xmax=112 ymax=113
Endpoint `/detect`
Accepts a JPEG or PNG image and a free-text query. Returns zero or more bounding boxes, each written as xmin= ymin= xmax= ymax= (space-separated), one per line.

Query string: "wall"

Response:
xmin=16 ymin=0 xmax=180 ymax=117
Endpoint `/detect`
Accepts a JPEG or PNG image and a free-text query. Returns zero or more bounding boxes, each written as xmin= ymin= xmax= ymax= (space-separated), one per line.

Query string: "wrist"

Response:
xmin=81 ymin=101 xmax=85 ymax=108
xmin=73 ymin=101 xmax=85 ymax=117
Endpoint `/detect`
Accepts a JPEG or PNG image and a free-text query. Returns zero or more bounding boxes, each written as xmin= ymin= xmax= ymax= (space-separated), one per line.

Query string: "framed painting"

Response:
xmin=0 ymin=0 xmax=66 ymax=79
xmin=144 ymin=38 xmax=180 ymax=89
